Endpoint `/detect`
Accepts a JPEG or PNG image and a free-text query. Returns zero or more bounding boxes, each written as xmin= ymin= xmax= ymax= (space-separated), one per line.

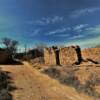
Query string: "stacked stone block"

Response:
xmin=82 ymin=48 xmax=100 ymax=64
xmin=59 ymin=46 xmax=80 ymax=65
xmin=44 ymin=47 xmax=58 ymax=65
xmin=44 ymin=46 xmax=82 ymax=66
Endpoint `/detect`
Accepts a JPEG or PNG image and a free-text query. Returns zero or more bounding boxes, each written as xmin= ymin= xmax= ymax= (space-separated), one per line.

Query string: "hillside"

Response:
xmin=0 ymin=62 xmax=93 ymax=100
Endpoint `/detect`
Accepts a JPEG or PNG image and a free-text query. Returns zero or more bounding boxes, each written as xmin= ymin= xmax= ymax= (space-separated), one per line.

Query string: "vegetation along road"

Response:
xmin=0 ymin=62 xmax=92 ymax=100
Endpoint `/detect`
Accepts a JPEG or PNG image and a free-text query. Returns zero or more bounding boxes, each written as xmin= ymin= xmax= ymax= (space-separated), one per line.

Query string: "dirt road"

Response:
xmin=0 ymin=62 xmax=92 ymax=100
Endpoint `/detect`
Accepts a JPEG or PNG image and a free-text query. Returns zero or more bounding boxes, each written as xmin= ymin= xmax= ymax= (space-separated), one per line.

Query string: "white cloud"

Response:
xmin=30 ymin=29 xmax=40 ymax=37
xmin=74 ymin=24 xmax=88 ymax=30
xmin=73 ymin=24 xmax=89 ymax=32
xmin=85 ymin=25 xmax=100 ymax=34
xmin=51 ymin=16 xmax=64 ymax=23
xmin=65 ymin=35 xmax=100 ymax=48
xmin=70 ymin=35 xmax=84 ymax=39
xmin=73 ymin=24 xmax=100 ymax=35
xmin=71 ymin=7 xmax=100 ymax=18
xmin=46 ymin=27 xmax=70 ymax=36
xmin=29 ymin=16 xmax=64 ymax=26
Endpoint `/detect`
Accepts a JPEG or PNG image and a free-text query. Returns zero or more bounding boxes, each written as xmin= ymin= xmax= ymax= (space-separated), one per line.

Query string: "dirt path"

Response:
xmin=0 ymin=62 xmax=92 ymax=100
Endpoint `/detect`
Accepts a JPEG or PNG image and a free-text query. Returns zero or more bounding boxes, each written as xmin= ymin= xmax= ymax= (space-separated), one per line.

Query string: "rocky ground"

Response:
xmin=0 ymin=62 xmax=93 ymax=100
xmin=42 ymin=65 xmax=100 ymax=100
xmin=29 ymin=57 xmax=100 ymax=100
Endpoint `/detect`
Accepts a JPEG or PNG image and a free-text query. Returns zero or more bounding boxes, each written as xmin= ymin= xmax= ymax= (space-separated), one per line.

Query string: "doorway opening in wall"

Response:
xmin=76 ymin=47 xmax=82 ymax=64
xmin=56 ymin=50 xmax=60 ymax=65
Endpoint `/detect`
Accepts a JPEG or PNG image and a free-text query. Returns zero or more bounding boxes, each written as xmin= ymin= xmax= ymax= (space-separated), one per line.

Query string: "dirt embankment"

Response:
xmin=42 ymin=65 xmax=100 ymax=100
xmin=0 ymin=62 xmax=93 ymax=100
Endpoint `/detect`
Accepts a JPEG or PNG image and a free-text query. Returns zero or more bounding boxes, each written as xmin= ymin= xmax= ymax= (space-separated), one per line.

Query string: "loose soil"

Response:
xmin=0 ymin=62 xmax=93 ymax=100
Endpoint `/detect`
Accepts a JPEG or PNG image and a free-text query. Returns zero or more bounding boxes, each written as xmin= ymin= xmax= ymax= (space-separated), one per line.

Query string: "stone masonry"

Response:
xmin=44 ymin=46 xmax=82 ymax=66
xmin=82 ymin=48 xmax=100 ymax=64
xmin=44 ymin=47 xmax=59 ymax=65
xmin=59 ymin=46 xmax=82 ymax=65
xmin=44 ymin=46 xmax=100 ymax=66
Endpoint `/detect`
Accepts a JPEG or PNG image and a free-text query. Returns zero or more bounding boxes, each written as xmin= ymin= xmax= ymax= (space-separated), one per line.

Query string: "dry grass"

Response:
xmin=42 ymin=65 xmax=100 ymax=100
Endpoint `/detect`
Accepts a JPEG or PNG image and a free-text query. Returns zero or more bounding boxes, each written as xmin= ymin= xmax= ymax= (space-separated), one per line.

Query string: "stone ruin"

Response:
xmin=59 ymin=46 xmax=82 ymax=65
xmin=44 ymin=45 xmax=100 ymax=66
xmin=44 ymin=46 xmax=60 ymax=65
xmin=44 ymin=45 xmax=82 ymax=66
xmin=81 ymin=48 xmax=100 ymax=64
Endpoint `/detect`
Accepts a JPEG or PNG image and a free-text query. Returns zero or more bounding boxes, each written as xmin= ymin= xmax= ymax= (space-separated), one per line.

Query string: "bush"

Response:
xmin=0 ymin=71 xmax=12 ymax=100
xmin=43 ymin=66 xmax=100 ymax=99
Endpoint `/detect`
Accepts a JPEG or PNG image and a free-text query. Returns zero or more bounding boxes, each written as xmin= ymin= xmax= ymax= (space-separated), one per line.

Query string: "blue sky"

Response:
xmin=0 ymin=0 xmax=100 ymax=50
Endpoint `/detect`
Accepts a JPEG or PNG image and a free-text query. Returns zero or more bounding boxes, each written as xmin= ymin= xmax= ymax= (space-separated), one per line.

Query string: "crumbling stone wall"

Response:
xmin=82 ymin=48 xmax=100 ymax=64
xmin=44 ymin=46 xmax=82 ymax=66
xmin=44 ymin=47 xmax=59 ymax=65
xmin=59 ymin=46 xmax=82 ymax=65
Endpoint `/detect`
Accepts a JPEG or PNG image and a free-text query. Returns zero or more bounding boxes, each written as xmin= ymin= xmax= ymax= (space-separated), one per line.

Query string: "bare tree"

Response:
xmin=2 ymin=38 xmax=19 ymax=59
xmin=2 ymin=38 xmax=11 ymax=49
xmin=35 ymin=42 xmax=47 ymax=53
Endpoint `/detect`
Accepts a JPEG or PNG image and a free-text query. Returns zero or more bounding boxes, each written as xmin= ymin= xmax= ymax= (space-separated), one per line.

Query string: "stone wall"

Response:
xmin=44 ymin=46 xmax=82 ymax=66
xmin=44 ymin=47 xmax=59 ymax=65
xmin=59 ymin=46 xmax=81 ymax=65
xmin=82 ymin=48 xmax=100 ymax=64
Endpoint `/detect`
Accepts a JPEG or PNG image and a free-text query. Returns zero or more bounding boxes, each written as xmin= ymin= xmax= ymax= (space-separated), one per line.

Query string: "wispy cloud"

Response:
xmin=85 ymin=25 xmax=100 ymax=34
xmin=30 ymin=29 xmax=40 ymax=37
xmin=46 ymin=27 xmax=70 ymax=36
xmin=71 ymin=7 xmax=100 ymax=18
xmin=70 ymin=24 xmax=100 ymax=40
xmin=65 ymin=35 xmax=100 ymax=48
xmin=70 ymin=35 xmax=84 ymax=39
xmin=73 ymin=24 xmax=89 ymax=32
xmin=29 ymin=16 xmax=64 ymax=26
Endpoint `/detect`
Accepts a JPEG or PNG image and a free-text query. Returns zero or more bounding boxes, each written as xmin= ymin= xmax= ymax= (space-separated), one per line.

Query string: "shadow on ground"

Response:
xmin=0 ymin=68 xmax=19 ymax=100
xmin=0 ymin=59 xmax=23 ymax=65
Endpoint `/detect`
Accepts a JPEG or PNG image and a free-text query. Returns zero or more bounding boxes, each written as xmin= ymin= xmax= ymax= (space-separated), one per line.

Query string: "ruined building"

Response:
xmin=82 ymin=48 xmax=100 ymax=64
xmin=59 ymin=46 xmax=82 ymax=65
xmin=44 ymin=46 xmax=82 ymax=66
xmin=44 ymin=47 xmax=60 ymax=65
